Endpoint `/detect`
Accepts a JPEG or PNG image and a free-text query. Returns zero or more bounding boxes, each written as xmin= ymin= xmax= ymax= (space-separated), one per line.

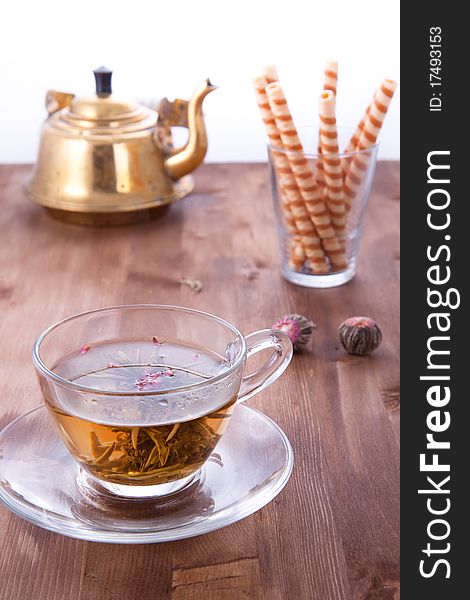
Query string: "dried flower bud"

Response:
xmin=272 ymin=313 xmax=316 ymax=351
xmin=338 ymin=316 xmax=382 ymax=355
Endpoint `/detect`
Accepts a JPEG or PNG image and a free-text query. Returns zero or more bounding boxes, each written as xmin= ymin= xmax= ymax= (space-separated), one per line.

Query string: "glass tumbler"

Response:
xmin=269 ymin=126 xmax=379 ymax=288
xmin=33 ymin=305 xmax=292 ymax=498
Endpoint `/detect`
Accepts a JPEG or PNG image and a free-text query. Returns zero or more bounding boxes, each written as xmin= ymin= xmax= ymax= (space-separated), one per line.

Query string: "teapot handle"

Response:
xmin=45 ymin=90 xmax=75 ymax=117
xmin=154 ymin=97 xmax=189 ymax=156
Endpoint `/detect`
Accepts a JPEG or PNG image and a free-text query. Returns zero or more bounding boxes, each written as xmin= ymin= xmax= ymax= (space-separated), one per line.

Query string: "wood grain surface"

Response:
xmin=0 ymin=162 xmax=400 ymax=600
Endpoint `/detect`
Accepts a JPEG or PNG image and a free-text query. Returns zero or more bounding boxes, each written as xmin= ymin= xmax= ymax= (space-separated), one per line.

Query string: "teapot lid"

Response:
xmin=58 ymin=67 xmax=157 ymax=133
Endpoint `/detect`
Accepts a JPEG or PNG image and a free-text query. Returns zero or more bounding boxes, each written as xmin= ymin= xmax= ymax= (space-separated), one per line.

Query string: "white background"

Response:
xmin=1 ymin=0 xmax=399 ymax=163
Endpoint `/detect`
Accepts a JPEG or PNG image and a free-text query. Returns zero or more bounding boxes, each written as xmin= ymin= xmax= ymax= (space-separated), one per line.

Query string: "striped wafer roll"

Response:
xmin=284 ymin=183 xmax=346 ymax=273
xmin=265 ymin=82 xmax=347 ymax=269
xmin=345 ymin=103 xmax=370 ymax=154
xmin=277 ymin=158 xmax=329 ymax=273
xmin=289 ymin=237 xmax=307 ymax=271
xmin=323 ymin=61 xmax=338 ymax=95
xmin=316 ymin=62 xmax=338 ymax=187
xmin=322 ymin=237 xmax=348 ymax=270
xmin=285 ymin=197 xmax=330 ymax=273
xmin=344 ymin=79 xmax=397 ymax=207
xmin=315 ymin=140 xmax=326 ymax=187
xmin=253 ymin=76 xmax=282 ymax=148
xmin=253 ymin=76 xmax=295 ymax=235
xmin=315 ymin=148 xmax=325 ymax=187
xmin=341 ymin=102 xmax=371 ymax=177
xmin=265 ymin=82 xmax=337 ymax=240
xmin=359 ymin=79 xmax=397 ymax=147
xmin=319 ymin=90 xmax=346 ymax=234
xmin=262 ymin=64 xmax=279 ymax=84
xmin=316 ymin=141 xmax=325 ymax=187
xmin=252 ymin=76 xmax=328 ymax=273
xmin=278 ymin=187 xmax=297 ymax=234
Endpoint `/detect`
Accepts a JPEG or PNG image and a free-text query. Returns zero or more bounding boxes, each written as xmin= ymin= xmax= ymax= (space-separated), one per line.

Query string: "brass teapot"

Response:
xmin=27 ymin=68 xmax=217 ymax=225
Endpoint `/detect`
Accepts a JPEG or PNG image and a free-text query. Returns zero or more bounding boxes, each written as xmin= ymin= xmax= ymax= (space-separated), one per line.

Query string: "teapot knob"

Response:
xmin=93 ymin=67 xmax=113 ymax=97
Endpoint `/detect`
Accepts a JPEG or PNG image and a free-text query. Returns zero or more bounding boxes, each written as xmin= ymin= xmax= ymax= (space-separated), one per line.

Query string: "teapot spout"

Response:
xmin=164 ymin=79 xmax=217 ymax=180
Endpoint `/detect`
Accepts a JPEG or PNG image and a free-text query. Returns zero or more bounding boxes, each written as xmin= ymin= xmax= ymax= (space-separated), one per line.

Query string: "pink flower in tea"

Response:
xmin=80 ymin=344 xmax=91 ymax=354
xmin=163 ymin=369 xmax=174 ymax=377
xmin=147 ymin=372 xmax=161 ymax=382
xmin=193 ymin=353 xmax=200 ymax=360
xmin=135 ymin=371 xmax=163 ymax=390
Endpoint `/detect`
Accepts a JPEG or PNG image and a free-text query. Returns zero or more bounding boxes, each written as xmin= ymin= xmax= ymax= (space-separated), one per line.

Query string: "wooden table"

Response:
xmin=0 ymin=163 xmax=399 ymax=600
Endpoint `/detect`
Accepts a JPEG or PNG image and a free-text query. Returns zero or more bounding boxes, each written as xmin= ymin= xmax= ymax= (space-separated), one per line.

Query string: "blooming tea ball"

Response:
xmin=338 ymin=316 xmax=382 ymax=355
xmin=272 ymin=313 xmax=316 ymax=351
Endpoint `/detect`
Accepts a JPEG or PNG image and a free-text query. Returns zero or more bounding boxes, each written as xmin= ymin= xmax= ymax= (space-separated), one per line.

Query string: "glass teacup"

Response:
xmin=33 ymin=305 xmax=293 ymax=498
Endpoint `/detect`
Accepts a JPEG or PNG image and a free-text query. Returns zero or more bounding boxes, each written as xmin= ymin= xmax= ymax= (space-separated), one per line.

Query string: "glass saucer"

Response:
xmin=0 ymin=403 xmax=293 ymax=544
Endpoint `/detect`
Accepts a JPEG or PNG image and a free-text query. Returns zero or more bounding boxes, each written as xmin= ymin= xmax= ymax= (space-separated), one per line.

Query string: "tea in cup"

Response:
xmin=33 ymin=305 xmax=292 ymax=497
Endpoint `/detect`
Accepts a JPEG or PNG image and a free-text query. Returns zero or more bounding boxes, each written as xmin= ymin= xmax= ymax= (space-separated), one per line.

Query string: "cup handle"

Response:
xmin=237 ymin=329 xmax=293 ymax=403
